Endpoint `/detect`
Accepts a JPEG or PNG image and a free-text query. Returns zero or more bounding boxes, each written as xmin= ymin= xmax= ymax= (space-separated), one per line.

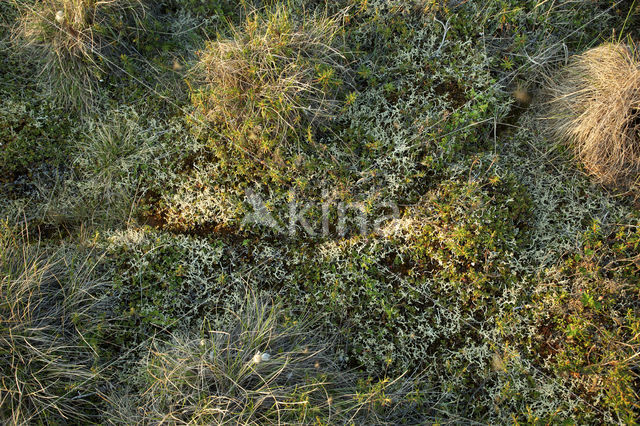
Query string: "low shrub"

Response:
xmin=532 ymin=219 xmax=640 ymax=423
xmin=0 ymin=97 xmax=76 ymax=179
xmin=282 ymin=173 xmax=531 ymax=374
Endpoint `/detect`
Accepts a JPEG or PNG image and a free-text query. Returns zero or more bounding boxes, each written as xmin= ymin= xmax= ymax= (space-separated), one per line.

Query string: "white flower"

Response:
xmin=55 ymin=10 xmax=65 ymax=24
xmin=252 ymin=351 xmax=271 ymax=364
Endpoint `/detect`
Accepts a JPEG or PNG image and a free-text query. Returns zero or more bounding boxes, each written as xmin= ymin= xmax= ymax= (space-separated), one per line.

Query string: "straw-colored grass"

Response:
xmin=548 ymin=42 xmax=640 ymax=187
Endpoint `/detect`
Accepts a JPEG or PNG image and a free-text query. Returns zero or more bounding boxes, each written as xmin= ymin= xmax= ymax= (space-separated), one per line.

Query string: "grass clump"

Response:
xmin=548 ymin=42 xmax=640 ymax=188
xmin=11 ymin=0 xmax=146 ymax=110
xmin=67 ymin=108 xmax=170 ymax=227
xmin=190 ymin=5 xmax=346 ymax=160
xmin=2 ymin=107 xmax=195 ymax=233
xmin=106 ymin=294 xmax=430 ymax=424
xmin=0 ymin=221 xmax=108 ymax=423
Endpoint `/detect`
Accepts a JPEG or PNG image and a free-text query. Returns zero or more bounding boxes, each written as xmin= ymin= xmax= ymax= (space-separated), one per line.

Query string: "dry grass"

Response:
xmin=11 ymin=0 xmax=146 ymax=110
xmin=103 ymin=295 xmax=429 ymax=424
xmin=190 ymin=5 xmax=346 ymax=156
xmin=0 ymin=220 xmax=107 ymax=424
xmin=547 ymin=42 xmax=640 ymax=187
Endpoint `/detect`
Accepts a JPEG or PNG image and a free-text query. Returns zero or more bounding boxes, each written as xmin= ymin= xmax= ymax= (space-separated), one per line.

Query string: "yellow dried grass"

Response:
xmin=548 ymin=42 xmax=640 ymax=187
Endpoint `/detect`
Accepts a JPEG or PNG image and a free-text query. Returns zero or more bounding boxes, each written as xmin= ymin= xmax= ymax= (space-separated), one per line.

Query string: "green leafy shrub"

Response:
xmin=0 ymin=97 xmax=76 ymax=178
xmin=402 ymin=174 xmax=531 ymax=300
xmin=532 ymin=219 xmax=640 ymax=423
xmin=281 ymin=174 xmax=531 ymax=373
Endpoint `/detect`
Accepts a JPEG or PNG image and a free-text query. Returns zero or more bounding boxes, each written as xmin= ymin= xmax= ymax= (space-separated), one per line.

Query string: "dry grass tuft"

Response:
xmin=11 ymin=0 xmax=146 ymax=110
xmin=190 ymin=5 xmax=346 ymax=156
xmin=547 ymin=42 xmax=640 ymax=187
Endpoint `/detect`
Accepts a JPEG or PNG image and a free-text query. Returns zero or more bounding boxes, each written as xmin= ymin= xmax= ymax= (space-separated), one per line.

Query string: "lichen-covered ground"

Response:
xmin=1 ymin=1 xmax=639 ymax=423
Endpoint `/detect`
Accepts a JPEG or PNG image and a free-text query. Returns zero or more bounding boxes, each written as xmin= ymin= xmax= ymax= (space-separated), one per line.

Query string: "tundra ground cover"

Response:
xmin=1 ymin=0 xmax=640 ymax=423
